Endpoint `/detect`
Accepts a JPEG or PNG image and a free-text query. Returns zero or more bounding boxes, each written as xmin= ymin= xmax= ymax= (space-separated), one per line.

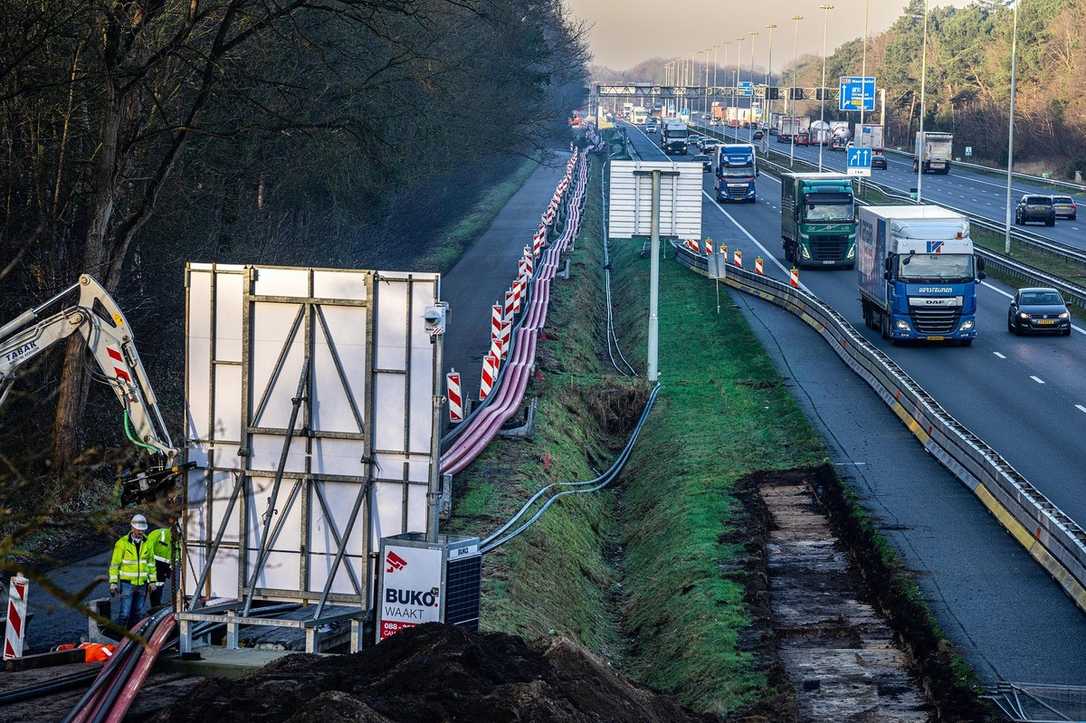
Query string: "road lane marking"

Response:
xmin=1076 ymin=404 xmax=1086 ymax=414
xmin=993 ymin=352 xmax=1006 ymax=359
xmin=1030 ymin=375 xmax=1045 ymax=384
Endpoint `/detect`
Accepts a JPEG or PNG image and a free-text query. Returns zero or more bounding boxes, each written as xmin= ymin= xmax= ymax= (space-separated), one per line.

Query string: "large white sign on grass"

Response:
xmin=608 ymin=160 xmax=703 ymax=240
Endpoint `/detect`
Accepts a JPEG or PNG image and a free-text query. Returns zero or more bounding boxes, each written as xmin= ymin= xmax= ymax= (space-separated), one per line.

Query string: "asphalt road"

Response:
xmin=710 ymin=121 xmax=1086 ymax=251
xmin=622 ymin=120 xmax=1086 ymax=684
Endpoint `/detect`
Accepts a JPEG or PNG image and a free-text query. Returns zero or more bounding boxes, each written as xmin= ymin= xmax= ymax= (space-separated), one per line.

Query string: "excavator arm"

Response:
xmin=1 ymin=275 xmax=182 ymax=499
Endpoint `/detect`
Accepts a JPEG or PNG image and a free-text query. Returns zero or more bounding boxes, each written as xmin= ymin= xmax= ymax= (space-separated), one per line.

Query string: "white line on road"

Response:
xmin=993 ymin=351 xmax=1006 ymax=359
xmin=1030 ymin=375 xmax=1045 ymax=384
xmin=1076 ymin=404 xmax=1086 ymax=414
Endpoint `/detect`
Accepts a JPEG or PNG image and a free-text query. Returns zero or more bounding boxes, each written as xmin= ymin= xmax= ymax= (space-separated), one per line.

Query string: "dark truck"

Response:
xmin=714 ymin=143 xmax=757 ymax=202
xmin=780 ymin=172 xmax=857 ymax=267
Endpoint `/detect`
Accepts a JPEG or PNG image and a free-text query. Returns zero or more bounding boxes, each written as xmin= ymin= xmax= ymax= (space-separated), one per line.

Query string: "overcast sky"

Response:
xmin=568 ymin=0 xmax=973 ymax=70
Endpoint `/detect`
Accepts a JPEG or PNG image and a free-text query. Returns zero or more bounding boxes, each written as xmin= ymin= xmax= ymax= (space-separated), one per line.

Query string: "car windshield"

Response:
xmin=1020 ymin=291 xmax=1063 ymax=305
xmin=1024 ymin=196 xmax=1052 ymax=205
xmin=897 ymin=253 xmax=974 ymax=281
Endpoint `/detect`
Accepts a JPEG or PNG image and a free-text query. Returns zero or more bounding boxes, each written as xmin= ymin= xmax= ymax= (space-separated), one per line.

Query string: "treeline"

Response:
xmin=0 ymin=0 xmax=587 ymax=473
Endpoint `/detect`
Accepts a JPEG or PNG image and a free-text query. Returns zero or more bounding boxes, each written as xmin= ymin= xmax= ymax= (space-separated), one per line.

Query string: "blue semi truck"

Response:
xmin=857 ymin=205 xmax=985 ymax=345
xmin=714 ymin=143 xmax=757 ymax=202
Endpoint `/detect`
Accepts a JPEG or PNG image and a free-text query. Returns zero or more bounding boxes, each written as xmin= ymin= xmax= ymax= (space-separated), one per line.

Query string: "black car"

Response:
xmin=694 ymin=154 xmax=712 ymax=172
xmin=1008 ymin=287 xmax=1071 ymax=336
xmin=1015 ymin=195 xmax=1056 ymax=226
xmin=753 ymin=129 xmax=764 ymax=140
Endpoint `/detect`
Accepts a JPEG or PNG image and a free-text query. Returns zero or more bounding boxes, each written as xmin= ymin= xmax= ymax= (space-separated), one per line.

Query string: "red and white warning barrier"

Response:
xmin=447 ymin=371 xmax=463 ymax=423
xmin=479 ymin=353 xmax=498 ymax=400
xmin=684 ymin=239 xmax=700 ymax=254
xmin=704 ymin=239 xmax=713 ymax=255
xmin=789 ymin=266 xmax=800 ymax=288
xmin=720 ymin=243 xmax=728 ymax=261
xmin=490 ymin=303 xmax=503 ymax=341
xmin=754 ymin=257 xmax=765 ymax=275
xmin=4 ymin=574 xmax=28 ymax=660
xmin=512 ymin=277 xmax=524 ymax=314
xmin=504 ymin=290 xmax=516 ymax=323
xmin=498 ymin=320 xmax=511 ymax=357
xmin=734 ymin=249 xmax=743 ymax=268
xmin=533 ymin=230 xmax=546 ymax=257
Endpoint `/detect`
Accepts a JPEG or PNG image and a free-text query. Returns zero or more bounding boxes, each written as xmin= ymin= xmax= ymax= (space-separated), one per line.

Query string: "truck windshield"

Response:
xmin=897 ymin=253 xmax=974 ymax=281
xmin=667 ymin=128 xmax=688 ymax=138
xmin=721 ymin=165 xmax=753 ymax=177
xmin=803 ymin=193 xmax=853 ymax=222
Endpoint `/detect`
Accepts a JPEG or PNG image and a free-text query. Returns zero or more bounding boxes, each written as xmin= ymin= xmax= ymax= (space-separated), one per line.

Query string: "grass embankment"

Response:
xmin=445 ymin=156 xmax=644 ymax=660
xmin=416 ymin=154 xmax=543 ymax=273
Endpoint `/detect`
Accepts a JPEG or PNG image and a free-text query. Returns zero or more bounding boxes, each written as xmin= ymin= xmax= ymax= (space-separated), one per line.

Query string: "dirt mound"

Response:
xmin=154 ymin=624 xmax=714 ymax=723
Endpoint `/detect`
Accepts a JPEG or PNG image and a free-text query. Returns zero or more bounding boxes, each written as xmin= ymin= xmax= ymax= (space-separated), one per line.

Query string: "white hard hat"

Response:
xmin=130 ymin=514 xmax=148 ymax=532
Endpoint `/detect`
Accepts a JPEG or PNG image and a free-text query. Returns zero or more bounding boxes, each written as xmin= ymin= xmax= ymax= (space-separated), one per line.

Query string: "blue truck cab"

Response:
xmin=857 ymin=205 xmax=985 ymax=345
xmin=714 ymin=143 xmax=757 ymax=202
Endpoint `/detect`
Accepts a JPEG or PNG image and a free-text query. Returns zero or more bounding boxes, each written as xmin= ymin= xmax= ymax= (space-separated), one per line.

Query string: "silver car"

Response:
xmin=1051 ymin=195 xmax=1077 ymax=221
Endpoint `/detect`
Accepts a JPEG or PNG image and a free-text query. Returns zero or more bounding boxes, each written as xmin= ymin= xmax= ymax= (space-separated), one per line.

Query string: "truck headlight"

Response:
xmin=800 ymin=245 xmax=811 ymax=259
xmin=895 ymin=320 xmax=911 ymax=331
xmin=959 ymin=320 xmax=974 ymax=331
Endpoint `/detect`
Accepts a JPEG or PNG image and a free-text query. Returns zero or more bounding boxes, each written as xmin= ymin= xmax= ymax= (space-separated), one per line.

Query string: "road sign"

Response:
xmin=754 ymin=84 xmax=767 ymax=99
xmin=737 ymin=81 xmax=753 ymax=97
xmin=847 ymin=146 xmax=872 ymax=177
xmin=964 ymin=146 xmax=973 ymax=157
xmin=839 ymin=76 xmax=876 ymax=112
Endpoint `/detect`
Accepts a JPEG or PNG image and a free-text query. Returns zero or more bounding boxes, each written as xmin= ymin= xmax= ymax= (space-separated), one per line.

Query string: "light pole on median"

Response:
xmin=765 ymin=24 xmax=777 ymax=143
xmin=705 ymin=47 xmax=711 ymax=116
xmin=916 ymin=0 xmax=930 ymax=203
xmin=858 ymin=0 xmax=870 ymax=197
xmin=818 ymin=4 xmax=834 ymax=172
xmin=734 ymin=36 xmax=744 ymax=134
xmin=790 ymin=15 xmax=803 ymax=168
xmin=713 ymin=44 xmax=719 ymax=118
xmin=1004 ymin=0 xmax=1020 ymax=254
xmin=748 ymin=32 xmax=759 ymax=142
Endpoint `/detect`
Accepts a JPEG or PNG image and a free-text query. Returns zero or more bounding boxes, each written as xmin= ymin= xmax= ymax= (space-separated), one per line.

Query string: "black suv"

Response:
xmin=1015 ymin=195 xmax=1056 ymax=227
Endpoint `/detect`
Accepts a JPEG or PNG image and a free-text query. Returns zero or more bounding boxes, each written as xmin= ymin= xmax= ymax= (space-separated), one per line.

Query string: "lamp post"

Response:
xmin=858 ymin=0 xmax=870 ymax=196
xmin=713 ymin=44 xmax=720 ymax=117
xmin=1004 ymin=0 xmax=1020 ymax=254
xmin=748 ymin=32 xmax=759 ymax=142
xmin=917 ymin=0 xmax=930 ymax=202
xmin=765 ymin=24 xmax=778 ymax=141
xmin=789 ymin=15 xmax=803 ymax=167
xmin=818 ymin=4 xmax=834 ymax=171
xmin=734 ymin=36 xmax=744 ymax=134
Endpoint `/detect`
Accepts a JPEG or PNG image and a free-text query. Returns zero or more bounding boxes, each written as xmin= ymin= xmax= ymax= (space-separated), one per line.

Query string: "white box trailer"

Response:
xmin=182 ymin=263 xmax=444 ymax=620
xmin=914 ymin=131 xmax=954 ymax=174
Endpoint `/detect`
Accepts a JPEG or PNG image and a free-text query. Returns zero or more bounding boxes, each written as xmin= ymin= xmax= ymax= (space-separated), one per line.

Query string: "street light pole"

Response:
xmin=734 ymin=36 xmax=744 ymax=134
xmin=818 ymin=4 xmax=834 ymax=172
xmin=748 ymin=32 xmax=758 ymax=142
xmin=765 ymin=24 xmax=777 ymax=142
xmin=917 ymin=0 xmax=930 ymax=202
xmin=713 ymin=44 xmax=719 ymax=117
xmin=858 ymin=0 xmax=870 ymax=197
xmin=1004 ymin=0 xmax=1020 ymax=254
xmin=704 ymin=48 xmax=710 ymax=116
xmin=790 ymin=15 xmax=803 ymax=168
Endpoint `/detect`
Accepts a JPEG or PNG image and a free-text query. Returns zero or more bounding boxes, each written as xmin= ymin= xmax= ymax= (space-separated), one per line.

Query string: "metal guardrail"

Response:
xmin=695 ymin=124 xmax=1086 ymax=266
xmin=694 ymin=124 xmax=1086 ymax=311
xmin=882 ymin=146 xmax=1086 ymax=194
xmin=671 ymin=240 xmax=1086 ymax=616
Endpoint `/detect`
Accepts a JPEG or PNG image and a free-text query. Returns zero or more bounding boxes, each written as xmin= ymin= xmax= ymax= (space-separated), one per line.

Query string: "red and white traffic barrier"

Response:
xmin=684 ymin=239 xmax=700 ymax=254
xmin=789 ymin=266 xmax=800 ymax=288
xmin=497 ymin=320 xmax=511 ymax=357
xmin=720 ymin=243 xmax=728 ymax=261
xmin=704 ymin=239 xmax=713 ymax=255
xmin=734 ymin=249 xmax=743 ymax=268
xmin=446 ymin=371 xmax=463 ymax=423
xmin=4 ymin=573 xmax=28 ymax=660
xmin=503 ymin=290 xmax=516 ymax=323
xmin=490 ymin=303 xmax=503 ymax=341
xmin=754 ymin=256 xmax=764 ymax=275
xmin=479 ymin=353 xmax=498 ymax=400
xmin=512 ymin=277 xmax=525 ymax=314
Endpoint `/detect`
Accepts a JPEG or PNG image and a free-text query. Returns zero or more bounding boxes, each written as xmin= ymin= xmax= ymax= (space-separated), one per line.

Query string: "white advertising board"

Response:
xmin=377 ymin=543 xmax=443 ymax=640
xmin=183 ymin=263 xmax=442 ymax=608
xmin=608 ymin=160 xmax=703 ymax=240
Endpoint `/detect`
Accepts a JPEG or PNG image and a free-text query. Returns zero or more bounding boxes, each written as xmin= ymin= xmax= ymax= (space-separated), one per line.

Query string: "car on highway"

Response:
xmin=694 ymin=154 xmax=712 ymax=172
xmin=1015 ymin=195 xmax=1056 ymax=227
xmin=1051 ymin=195 xmax=1077 ymax=221
xmin=701 ymin=140 xmax=719 ymax=153
xmin=753 ymin=129 xmax=764 ymax=140
xmin=1007 ymin=288 xmax=1072 ymax=336
xmin=646 ymin=122 xmax=657 ymax=134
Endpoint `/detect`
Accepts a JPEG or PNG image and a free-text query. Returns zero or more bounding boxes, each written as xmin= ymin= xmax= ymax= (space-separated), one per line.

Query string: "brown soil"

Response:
xmin=152 ymin=623 xmax=717 ymax=723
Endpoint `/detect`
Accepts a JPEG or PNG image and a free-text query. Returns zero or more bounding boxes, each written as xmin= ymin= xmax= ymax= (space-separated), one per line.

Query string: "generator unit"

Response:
xmin=376 ymin=533 xmax=481 ymax=643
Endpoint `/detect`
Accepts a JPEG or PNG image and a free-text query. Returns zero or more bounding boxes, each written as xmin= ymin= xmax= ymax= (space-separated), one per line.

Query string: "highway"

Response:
xmin=620 ymin=120 xmax=1086 ymax=684
xmin=708 ymin=120 xmax=1086 ymax=252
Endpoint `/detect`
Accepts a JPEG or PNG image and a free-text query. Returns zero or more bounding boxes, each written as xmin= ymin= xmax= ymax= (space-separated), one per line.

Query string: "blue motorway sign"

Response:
xmin=839 ymin=76 xmax=876 ymax=112
xmin=737 ymin=81 xmax=754 ymax=97
xmin=846 ymin=146 xmax=872 ymax=177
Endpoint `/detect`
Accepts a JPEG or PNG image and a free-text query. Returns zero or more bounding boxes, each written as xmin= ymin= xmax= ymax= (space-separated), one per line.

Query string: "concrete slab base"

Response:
xmin=159 ymin=646 xmax=316 ymax=679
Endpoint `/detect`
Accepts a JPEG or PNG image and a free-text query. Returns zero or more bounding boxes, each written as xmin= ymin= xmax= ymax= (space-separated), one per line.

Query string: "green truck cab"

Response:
xmin=780 ymin=173 xmax=857 ymax=268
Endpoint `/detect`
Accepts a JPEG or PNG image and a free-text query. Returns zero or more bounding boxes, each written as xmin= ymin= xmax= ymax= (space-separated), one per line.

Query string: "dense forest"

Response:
xmin=594 ymin=0 xmax=1086 ymax=177
xmin=0 ymin=0 xmax=587 ymax=507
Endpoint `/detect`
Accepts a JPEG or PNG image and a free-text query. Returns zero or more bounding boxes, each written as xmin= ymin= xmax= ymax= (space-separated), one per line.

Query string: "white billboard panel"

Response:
xmin=182 ymin=264 xmax=441 ymax=609
xmin=608 ymin=160 xmax=703 ymax=240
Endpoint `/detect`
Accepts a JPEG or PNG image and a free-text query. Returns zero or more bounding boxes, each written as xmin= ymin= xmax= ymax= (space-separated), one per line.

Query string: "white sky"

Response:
xmin=568 ymin=0 xmax=974 ymax=70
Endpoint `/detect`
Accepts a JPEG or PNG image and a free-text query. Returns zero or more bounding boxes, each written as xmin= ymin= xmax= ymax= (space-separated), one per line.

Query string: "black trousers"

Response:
xmin=150 ymin=561 xmax=172 ymax=607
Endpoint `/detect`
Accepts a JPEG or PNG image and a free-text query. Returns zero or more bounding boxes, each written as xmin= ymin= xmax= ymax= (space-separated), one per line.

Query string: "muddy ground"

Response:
xmin=152 ymin=623 xmax=717 ymax=723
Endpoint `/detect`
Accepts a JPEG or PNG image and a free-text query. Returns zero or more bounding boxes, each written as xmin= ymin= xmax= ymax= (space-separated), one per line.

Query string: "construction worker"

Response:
xmin=146 ymin=521 xmax=174 ymax=607
xmin=108 ymin=514 xmax=157 ymax=629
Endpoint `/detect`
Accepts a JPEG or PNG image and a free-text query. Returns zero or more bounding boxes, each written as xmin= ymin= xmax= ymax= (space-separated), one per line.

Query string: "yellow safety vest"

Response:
xmin=146 ymin=527 xmax=173 ymax=566
xmin=108 ymin=534 xmax=156 ymax=586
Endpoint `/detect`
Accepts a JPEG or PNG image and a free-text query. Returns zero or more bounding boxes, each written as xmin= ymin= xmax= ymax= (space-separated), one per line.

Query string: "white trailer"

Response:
xmin=914 ymin=131 xmax=954 ymax=174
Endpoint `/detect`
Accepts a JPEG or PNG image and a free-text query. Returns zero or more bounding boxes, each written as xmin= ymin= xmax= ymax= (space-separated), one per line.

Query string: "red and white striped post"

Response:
xmin=789 ymin=266 xmax=801 ymax=288
xmin=704 ymin=239 xmax=714 ymax=255
xmin=498 ymin=320 xmax=511 ymax=357
xmin=512 ymin=277 xmax=524 ymax=315
xmin=720 ymin=243 xmax=728 ymax=263
xmin=446 ymin=371 xmax=463 ymax=423
xmin=4 ymin=574 xmax=29 ymax=660
xmin=754 ymin=256 xmax=765 ymax=275
xmin=532 ymin=230 xmax=545 ymax=257
xmin=479 ymin=353 xmax=498 ymax=400
xmin=503 ymin=290 xmax=516 ymax=323
xmin=734 ymin=249 xmax=744 ymax=269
